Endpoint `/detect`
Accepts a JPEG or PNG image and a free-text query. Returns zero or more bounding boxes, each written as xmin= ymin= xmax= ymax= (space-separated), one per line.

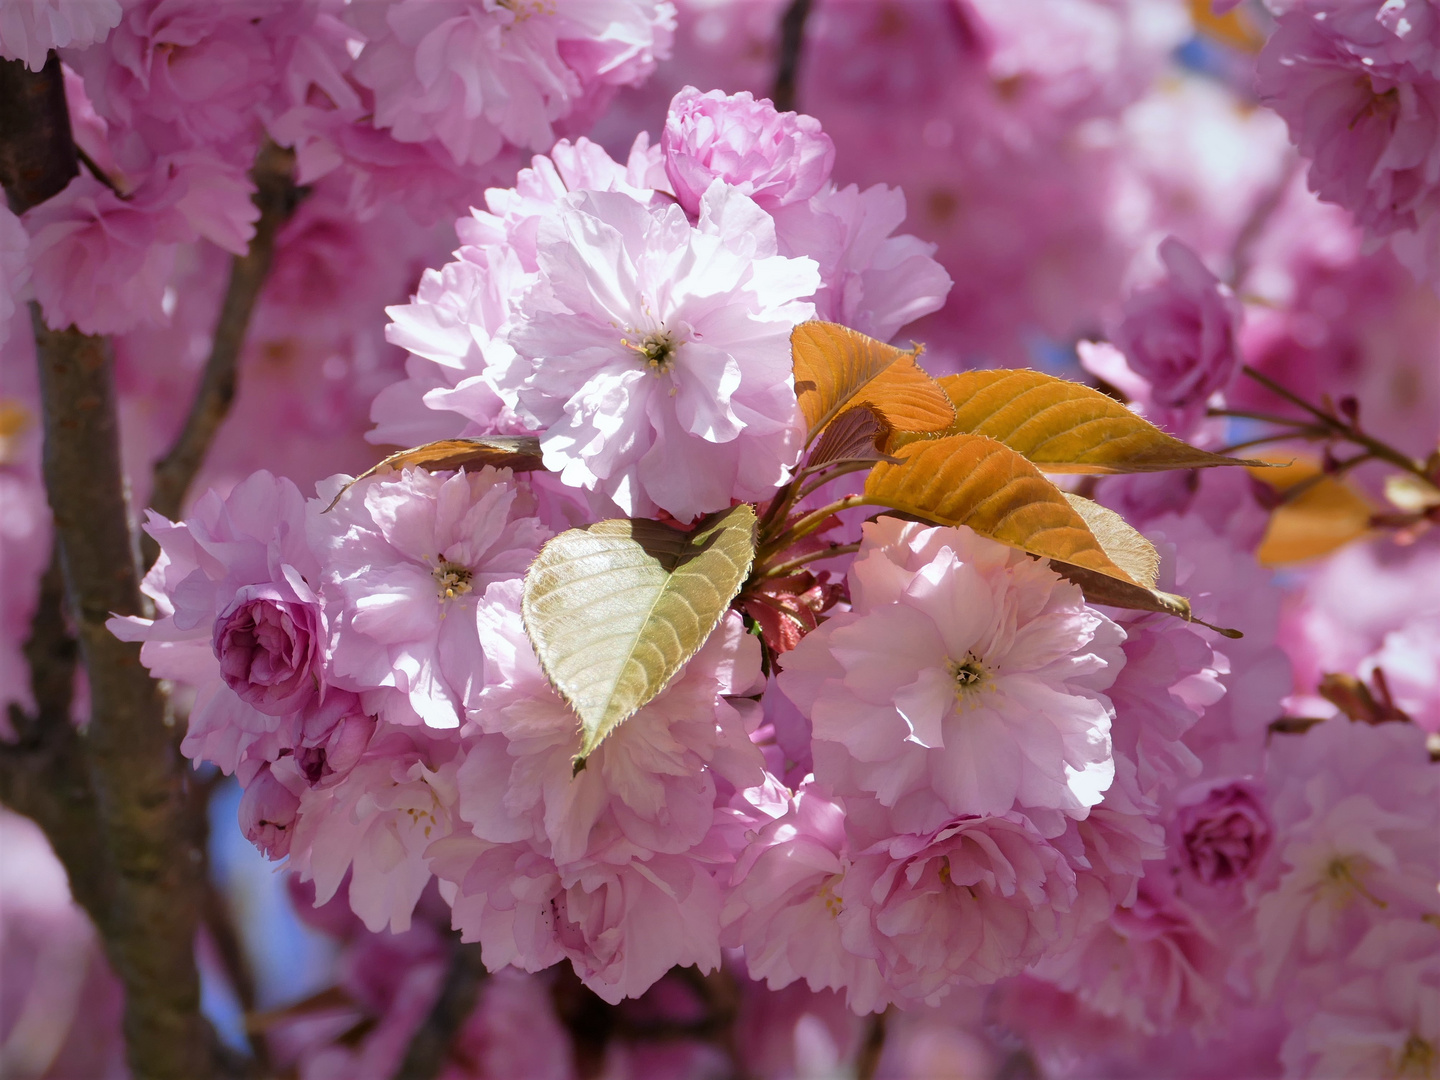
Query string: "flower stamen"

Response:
xmin=622 ymin=328 xmax=681 ymax=374
xmin=948 ymin=653 xmax=990 ymax=704
xmin=431 ymin=560 xmax=474 ymax=601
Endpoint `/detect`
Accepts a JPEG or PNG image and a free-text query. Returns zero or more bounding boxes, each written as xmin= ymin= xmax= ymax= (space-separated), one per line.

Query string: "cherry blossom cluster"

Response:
xmin=3 ymin=1 xmax=1440 ymax=1078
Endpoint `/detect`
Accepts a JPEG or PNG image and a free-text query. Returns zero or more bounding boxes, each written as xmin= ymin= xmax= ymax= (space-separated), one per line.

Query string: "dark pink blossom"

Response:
xmin=1175 ymin=781 xmax=1273 ymax=888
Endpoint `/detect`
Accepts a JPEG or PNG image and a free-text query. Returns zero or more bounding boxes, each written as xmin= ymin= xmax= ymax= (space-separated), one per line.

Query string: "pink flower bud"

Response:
xmin=239 ymin=766 xmax=301 ymax=861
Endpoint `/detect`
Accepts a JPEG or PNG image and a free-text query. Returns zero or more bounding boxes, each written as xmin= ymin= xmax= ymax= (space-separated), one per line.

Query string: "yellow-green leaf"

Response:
xmin=324 ymin=436 xmax=545 ymax=512
xmin=862 ymin=433 xmax=1142 ymax=585
xmin=926 ymin=369 xmax=1257 ymax=473
xmin=521 ymin=505 xmax=756 ymax=762
xmin=791 ymin=321 xmax=954 ymax=444
xmin=1063 ymin=493 xmax=1160 ymax=588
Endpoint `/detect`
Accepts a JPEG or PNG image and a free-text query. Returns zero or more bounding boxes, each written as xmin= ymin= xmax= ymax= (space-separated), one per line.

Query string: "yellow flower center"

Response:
xmin=948 ymin=653 xmax=991 ymax=705
xmin=431 ymin=560 xmax=473 ymax=601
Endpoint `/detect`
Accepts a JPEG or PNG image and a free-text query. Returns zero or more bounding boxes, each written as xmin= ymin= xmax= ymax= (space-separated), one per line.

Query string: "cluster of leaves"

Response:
xmin=351 ymin=323 xmax=1258 ymax=766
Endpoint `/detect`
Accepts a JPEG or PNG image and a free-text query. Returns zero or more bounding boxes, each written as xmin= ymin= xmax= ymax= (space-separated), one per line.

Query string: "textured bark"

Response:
xmin=0 ymin=55 xmax=77 ymax=212
xmin=147 ymin=140 xmax=298 ymax=549
xmin=1 ymin=56 xmax=212 ymax=1080
xmin=32 ymin=312 xmax=211 ymax=1080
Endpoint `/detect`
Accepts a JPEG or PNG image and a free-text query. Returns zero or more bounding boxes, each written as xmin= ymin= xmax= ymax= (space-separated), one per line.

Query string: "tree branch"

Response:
xmin=2 ymin=55 xmax=212 ymax=1080
xmin=395 ymin=939 xmax=487 ymax=1080
xmin=31 ymin=311 xmax=212 ymax=1080
xmin=0 ymin=548 xmax=114 ymax=924
xmin=0 ymin=55 xmax=77 ymax=212
xmin=146 ymin=140 xmax=297 ymax=553
xmin=770 ymin=0 xmax=814 ymax=113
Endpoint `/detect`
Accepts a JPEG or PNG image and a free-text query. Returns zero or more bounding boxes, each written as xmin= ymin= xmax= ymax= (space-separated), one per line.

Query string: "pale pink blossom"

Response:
xmin=1254 ymin=718 xmax=1440 ymax=995
xmin=721 ymin=782 xmax=891 ymax=1013
xmin=66 ymin=0 xmax=292 ymax=157
xmin=0 ymin=811 xmax=126 ymax=1079
xmin=1031 ymin=876 xmax=1232 ymax=1037
xmin=772 ymin=181 xmax=952 ymax=343
xmin=23 ymin=173 xmax=184 ymax=336
xmin=1279 ymin=918 xmax=1440 ymax=1080
xmin=781 ymin=518 xmax=1123 ymax=832
xmin=838 ymin=811 xmax=1079 ymax=1004
xmin=432 ymin=832 xmax=726 ymax=1004
xmin=0 ymin=0 xmax=121 ymax=71
xmin=369 ymin=246 xmax=528 ymax=449
xmin=290 ymin=729 xmax=460 ymax=934
xmin=504 ymin=183 xmax=818 ymax=519
xmin=313 ymin=466 xmax=548 ymax=730
xmin=661 ymin=86 xmax=835 ymax=216
xmin=348 ymin=0 xmax=675 ymax=168
xmin=238 ymin=761 xmax=304 ymax=860
xmin=23 ymin=154 xmax=258 ymax=336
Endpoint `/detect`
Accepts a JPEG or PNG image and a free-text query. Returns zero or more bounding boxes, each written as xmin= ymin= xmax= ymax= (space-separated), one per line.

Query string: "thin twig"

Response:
xmin=394 ymin=939 xmax=487 ymax=1080
xmin=1237 ymin=365 xmax=1430 ymax=479
xmin=146 ymin=140 xmax=297 ymax=556
xmin=770 ymin=0 xmax=814 ymax=112
xmin=755 ymin=541 xmax=861 ymax=580
xmin=757 ymin=494 xmax=868 ymax=562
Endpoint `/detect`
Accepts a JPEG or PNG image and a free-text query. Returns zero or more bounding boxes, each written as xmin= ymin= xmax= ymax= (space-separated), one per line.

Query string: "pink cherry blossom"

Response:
xmin=838 ymin=810 xmax=1079 ymax=1004
xmin=23 ymin=172 xmax=184 ymax=336
xmin=1030 ymin=876 xmax=1233 ymax=1038
xmin=313 ymin=466 xmax=549 ymax=730
xmin=0 ymin=0 xmax=122 ymax=71
xmin=1278 ymin=918 xmax=1440 ymax=1080
xmin=504 ymin=183 xmax=818 ymax=519
xmin=291 ymin=728 xmax=460 ymax=934
xmin=781 ymin=518 xmax=1123 ymax=832
xmin=109 ymin=470 xmax=355 ymax=776
xmin=721 ymin=782 xmax=892 ymax=1013
xmin=772 ymin=181 xmax=952 ymax=344
xmin=238 ymin=761 xmax=304 ymax=860
xmin=1253 ymin=718 xmax=1440 ymax=995
xmin=661 ymin=86 xmax=835 ymax=216
xmin=347 ymin=0 xmax=675 ymax=168
xmin=1173 ymin=780 xmax=1274 ymax=889
xmin=1108 ymin=237 xmax=1244 ymax=434
xmin=1258 ymin=0 xmax=1440 ymax=250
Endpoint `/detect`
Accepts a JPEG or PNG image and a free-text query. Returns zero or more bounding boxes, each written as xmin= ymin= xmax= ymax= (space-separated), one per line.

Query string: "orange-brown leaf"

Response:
xmin=324 ymin=436 xmax=544 ymax=512
xmin=1251 ymin=456 xmax=1375 ymax=565
xmin=791 ymin=321 xmax=954 ymax=443
xmin=932 ymin=369 xmax=1257 ymax=473
xmin=862 ymin=433 xmax=1141 ymax=585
